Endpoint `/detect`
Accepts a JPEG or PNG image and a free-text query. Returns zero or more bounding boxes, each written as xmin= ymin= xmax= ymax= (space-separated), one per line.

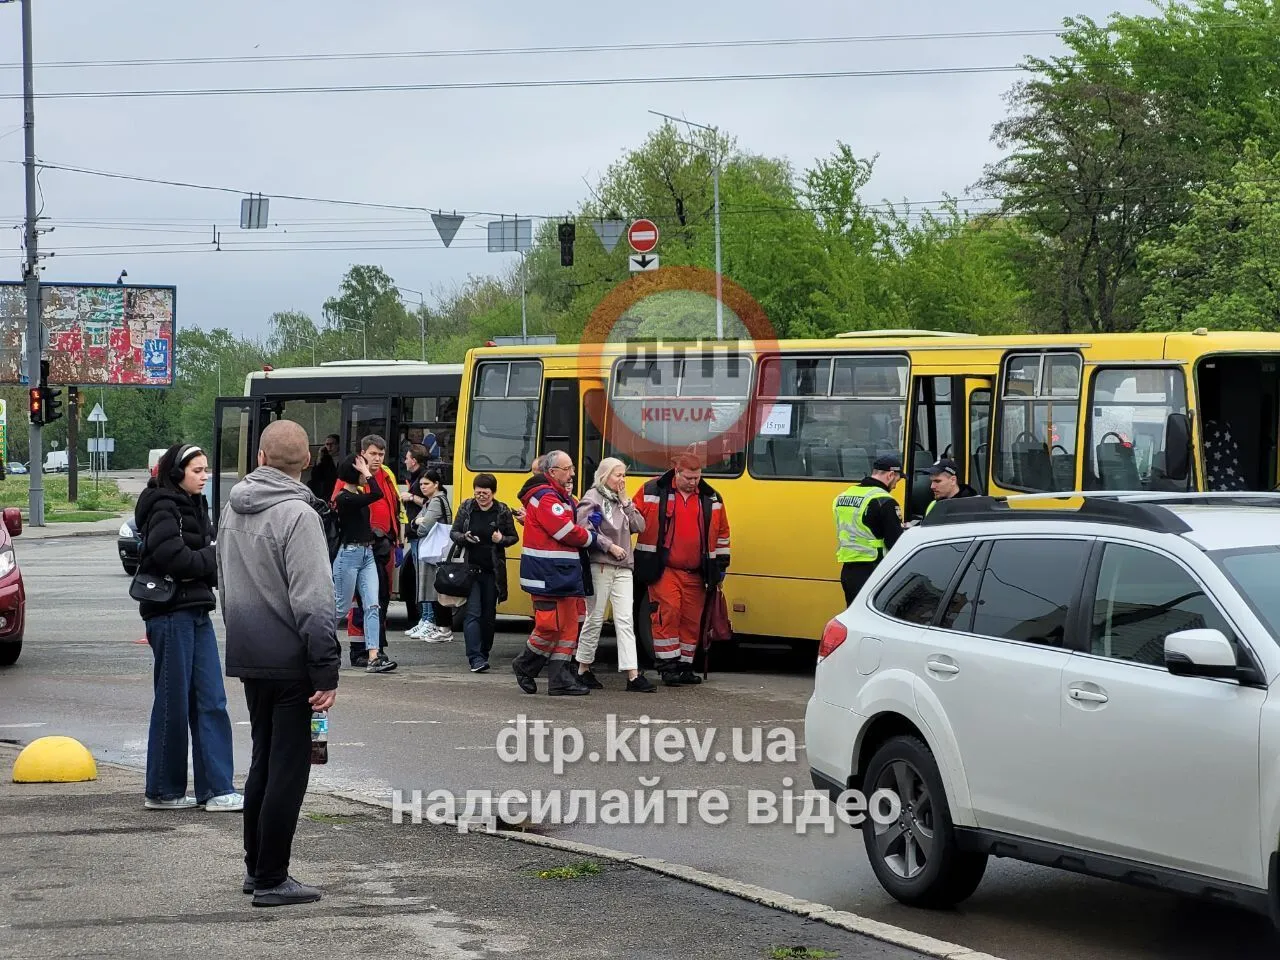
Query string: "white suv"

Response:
xmin=805 ymin=493 xmax=1280 ymax=924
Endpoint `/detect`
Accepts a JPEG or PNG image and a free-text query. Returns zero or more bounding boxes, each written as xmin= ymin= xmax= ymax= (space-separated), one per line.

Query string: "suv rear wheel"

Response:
xmin=862 ymin=734 xmax=987 ymax=908
xmin=0 ymin=641 xmax=20 ymax=666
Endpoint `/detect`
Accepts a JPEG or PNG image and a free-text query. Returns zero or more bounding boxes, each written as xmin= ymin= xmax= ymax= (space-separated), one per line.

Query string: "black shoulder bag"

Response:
xmin=129 ymin=513 xmax=180 ymax=603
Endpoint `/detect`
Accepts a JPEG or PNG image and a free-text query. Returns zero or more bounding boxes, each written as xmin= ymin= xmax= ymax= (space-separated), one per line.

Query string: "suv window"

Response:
xmin=1090 ymin=543 xmax=1237 ymax=666
xmin=971 ymin=538 xmax=1090 ymax=647
xmin=874 ymin=541 xmax=971 ymax=625
xmin=939 ymin=545 xmax=986 ymax=633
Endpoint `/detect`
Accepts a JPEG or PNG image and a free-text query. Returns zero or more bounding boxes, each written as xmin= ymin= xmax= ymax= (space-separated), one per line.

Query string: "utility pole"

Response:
xmin=396 ymin=286 xmax=427 ymax=361
xmin=67 ymin=386 xmax=77 ymax=502
xmin=519 ymin=252 xmax=527 ymax=343
xmin=15 ymin=0 xmax=44 ymax=524
xmin=649 ymin=110 xmax=723 ymax=339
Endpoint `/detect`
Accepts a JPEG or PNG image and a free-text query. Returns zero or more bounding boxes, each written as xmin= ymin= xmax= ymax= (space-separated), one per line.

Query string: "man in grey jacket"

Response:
xmin=217 ymin=419 xmax=340 ymax=908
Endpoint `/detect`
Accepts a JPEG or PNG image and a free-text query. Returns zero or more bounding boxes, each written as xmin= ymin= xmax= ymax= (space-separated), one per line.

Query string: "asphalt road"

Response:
xmin=3 ymin=536 xmax=1279 ymax=960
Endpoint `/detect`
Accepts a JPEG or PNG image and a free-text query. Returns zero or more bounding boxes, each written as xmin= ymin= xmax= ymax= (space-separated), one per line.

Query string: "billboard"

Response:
xmin=0 ymin=282 xmax=176 ymax=386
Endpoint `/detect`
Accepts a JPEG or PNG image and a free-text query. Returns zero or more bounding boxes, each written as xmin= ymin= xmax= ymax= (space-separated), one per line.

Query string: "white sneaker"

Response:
xmin=144 ymin=795 xmax=197 ymax=810
xmin=204 ymin=792 xmax=245 ymax=812
xmin=406 ymin=622 xmax=428 ymax=639
xmin=425 ymin=624 xmax=453 ymax=643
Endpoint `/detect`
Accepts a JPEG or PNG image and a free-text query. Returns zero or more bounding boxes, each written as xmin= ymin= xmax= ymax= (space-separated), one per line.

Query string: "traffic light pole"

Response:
xmin=19 ymin=0 xmax=43 ymax=526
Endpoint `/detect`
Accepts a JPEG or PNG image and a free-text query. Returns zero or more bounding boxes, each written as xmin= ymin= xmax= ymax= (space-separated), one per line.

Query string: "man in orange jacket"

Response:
xmin=632 ymin=453 xmax=730 ymax=686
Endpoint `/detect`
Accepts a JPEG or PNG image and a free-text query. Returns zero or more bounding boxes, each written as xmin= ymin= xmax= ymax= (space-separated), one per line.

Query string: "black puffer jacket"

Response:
xmin=134 ymin=480 xmax=217 ymax=621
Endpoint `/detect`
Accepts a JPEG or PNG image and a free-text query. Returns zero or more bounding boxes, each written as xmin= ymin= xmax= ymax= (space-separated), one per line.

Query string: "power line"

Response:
xmin=0 ymin=65 xmax=1027 ymax=102
xmin=0 ymin=29 xmax=1063 ymax=71
xmin=4 ymin=159 xmax=503 ymax=217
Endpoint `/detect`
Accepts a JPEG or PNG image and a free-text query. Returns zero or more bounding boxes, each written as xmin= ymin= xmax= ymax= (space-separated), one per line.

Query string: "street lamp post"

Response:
xmin=5 ymin=0 xmax=45 ymax=523
xmin=396 ymin=286 xmax=427 ymax=361
xmin=649 ymin=109 xmax=723 ymax=340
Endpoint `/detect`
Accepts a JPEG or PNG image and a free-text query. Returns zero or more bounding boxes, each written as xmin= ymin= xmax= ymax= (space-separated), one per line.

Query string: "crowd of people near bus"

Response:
xmin=124 ymin=419 xmax=990 ymax=906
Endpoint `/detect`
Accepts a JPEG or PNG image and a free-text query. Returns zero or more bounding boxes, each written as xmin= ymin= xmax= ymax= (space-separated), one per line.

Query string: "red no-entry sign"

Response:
xmin=627 ymin=219 xmax=659 ymax=253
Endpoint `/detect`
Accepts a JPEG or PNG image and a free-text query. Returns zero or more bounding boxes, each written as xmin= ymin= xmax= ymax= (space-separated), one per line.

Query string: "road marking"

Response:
xmin=453 ymin=745 xmax=497 ymax=751
xmin=387 ymin=720 xmax=443 ymax=725
xmin=0 ymin=723 xmax=46 ymax=729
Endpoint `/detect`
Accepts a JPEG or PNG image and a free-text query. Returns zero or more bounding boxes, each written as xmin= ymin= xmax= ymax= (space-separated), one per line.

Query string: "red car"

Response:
xmin=0 ymin=507 xmax=25 ymax=666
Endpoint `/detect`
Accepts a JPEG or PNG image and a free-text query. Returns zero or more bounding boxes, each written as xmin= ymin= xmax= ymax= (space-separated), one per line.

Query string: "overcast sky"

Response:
xmin=0 ymin=0 xmax=1155 ymax=339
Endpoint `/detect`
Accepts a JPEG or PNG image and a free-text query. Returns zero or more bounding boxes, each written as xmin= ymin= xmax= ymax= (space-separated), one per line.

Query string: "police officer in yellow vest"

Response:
xmin=834 ymin=454 xmax=905 ymax=606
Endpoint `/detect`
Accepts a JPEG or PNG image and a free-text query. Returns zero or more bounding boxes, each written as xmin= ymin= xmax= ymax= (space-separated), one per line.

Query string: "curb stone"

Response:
xmin=330 ymin=789 xmax=1009 ymax=960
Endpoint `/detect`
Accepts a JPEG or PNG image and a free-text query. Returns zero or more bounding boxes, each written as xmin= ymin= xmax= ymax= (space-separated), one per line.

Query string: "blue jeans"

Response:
xmin=333 ymin=544 xmax=381 ymax=652
xmin=145 ymin=609 xmax=236 ymax=803
xmin=464 ymin=571 xmax=498 ymax=668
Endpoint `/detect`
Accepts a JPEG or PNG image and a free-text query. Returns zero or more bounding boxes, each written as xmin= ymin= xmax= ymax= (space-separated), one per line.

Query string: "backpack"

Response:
xmin=315 ymin=500 xmax=341 ymax=563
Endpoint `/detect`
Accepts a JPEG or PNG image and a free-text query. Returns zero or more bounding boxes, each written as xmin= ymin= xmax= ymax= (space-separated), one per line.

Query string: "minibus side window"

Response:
xmin=604 ymin=350 xmax=750 ymax=477
xmin=1085 ymin=367 xmax=1190 ymax=492
xmin=467 ymin=360 xmax=543 ymax=472
xmin=996 ymin=353 xmax=1081 ymax=492
xmin=751 ymin=354 xmax=909 ymax=480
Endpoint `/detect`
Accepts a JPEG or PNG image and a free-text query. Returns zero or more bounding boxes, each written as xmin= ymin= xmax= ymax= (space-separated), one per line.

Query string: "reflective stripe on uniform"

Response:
xmin=834 ymin=485 xmax=892 ymax=564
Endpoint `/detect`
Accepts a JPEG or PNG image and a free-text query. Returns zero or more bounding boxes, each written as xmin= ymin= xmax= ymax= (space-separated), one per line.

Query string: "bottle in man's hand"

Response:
xmin=310 ymin=710 xmax=328 ymax=765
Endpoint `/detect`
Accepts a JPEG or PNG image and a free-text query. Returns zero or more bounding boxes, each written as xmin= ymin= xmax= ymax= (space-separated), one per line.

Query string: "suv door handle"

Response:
xmin=925 ymin=657 xmax=960 ymax=675
xmin=1068 ymin=685 xmax=1109 ymax=703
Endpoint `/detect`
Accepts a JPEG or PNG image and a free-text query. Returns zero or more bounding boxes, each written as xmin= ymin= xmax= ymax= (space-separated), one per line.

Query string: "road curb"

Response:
xmin=19 ymin=527 xmax=120 ymax=540
xmin=330 ymin=789 xmax=1009 ymax=960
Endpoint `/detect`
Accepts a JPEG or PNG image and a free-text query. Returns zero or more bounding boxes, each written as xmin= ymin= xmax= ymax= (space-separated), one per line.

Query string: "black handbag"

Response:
xmin=434 ymin=541 xmax=475 ymax=602
xmin=130 ymin=571 xmax=177 ymax=603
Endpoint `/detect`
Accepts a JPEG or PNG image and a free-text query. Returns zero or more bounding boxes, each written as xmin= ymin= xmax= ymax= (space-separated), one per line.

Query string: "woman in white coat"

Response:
xmin=574 ymin=457 xmax=655 ymax=692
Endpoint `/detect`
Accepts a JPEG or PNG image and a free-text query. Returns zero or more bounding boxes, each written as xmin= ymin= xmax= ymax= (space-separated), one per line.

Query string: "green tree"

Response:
xmin=979 ymin=17 xmax=1187 ymax=332
xmin=1140 ymin=142 xmax=1280 ymax=331
xmin=322 ymin=265 xmax=412 ymax=359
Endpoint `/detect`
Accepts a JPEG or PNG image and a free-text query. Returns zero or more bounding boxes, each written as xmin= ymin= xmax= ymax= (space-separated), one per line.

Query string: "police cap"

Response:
xmin=873 ymin=453 xmax=904 ymax=472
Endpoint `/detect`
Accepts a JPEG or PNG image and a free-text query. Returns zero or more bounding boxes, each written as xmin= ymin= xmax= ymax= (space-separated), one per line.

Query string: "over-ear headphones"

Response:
xmin=170 ymin=445 xmax=202 ymax=485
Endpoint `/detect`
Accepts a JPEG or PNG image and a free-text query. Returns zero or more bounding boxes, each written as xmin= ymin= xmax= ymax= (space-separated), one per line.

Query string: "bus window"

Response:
xmin=467 ymin=360 xmax=542 ymax=472
xmin=396 ymin=396 xmax=457 ymax=480
xmin=540 ymin=379 xmax=580 ymax=468
xmin=751 ymin=354 xmax=908 ymax=480
xmin=969 ymin=388 xmax=991 ymax=494
xmin=996 ymin=353 xmax=1081 ymax=492
xmin=346 ymin=399 xmax=390 ymax=455
xmin=605 ymin=352 xmax=750 ymax=476
xmin=1086 ymin=367 xmax=1189 ymax=492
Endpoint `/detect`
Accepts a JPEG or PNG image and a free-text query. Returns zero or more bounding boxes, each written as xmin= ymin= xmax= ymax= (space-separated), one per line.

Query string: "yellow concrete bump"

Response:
xmin=11 ymin=736 xmax=98 ymax=783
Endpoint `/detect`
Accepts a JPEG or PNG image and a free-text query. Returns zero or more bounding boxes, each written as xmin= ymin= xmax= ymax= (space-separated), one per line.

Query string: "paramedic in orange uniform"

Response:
xmin=632 ymin=453 xmax=731 ymax=686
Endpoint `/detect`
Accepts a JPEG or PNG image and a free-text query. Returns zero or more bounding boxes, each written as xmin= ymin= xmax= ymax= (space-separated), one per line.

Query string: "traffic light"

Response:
xmin=28 ymin=387 xmax=43 ymax=425
xmin=42 ymin=386 xmax=62 ymax=424
xmin=559 ymin=221 xmax=576 ymax=267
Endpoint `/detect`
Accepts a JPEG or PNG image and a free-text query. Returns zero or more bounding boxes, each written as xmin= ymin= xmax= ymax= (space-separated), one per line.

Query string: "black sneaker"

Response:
xmin=575 ymin=668 xmax=603 ymax=689
xmin=626 ymin=674 xmax=657 ymax=693
xmin=660 ymin=669 xmax=684 ymax=686
xmin=366 ymin=654 xmax=397 ymax=674
xmin=242 ymin=874 xmax=255 ymax=895
xmin=470 ymin=661 xmax=490 ymax=673
xmin=676 ymin=669 xmax=703 ymax=685
xmin=252 ymin=876 xmax=322 ymax=907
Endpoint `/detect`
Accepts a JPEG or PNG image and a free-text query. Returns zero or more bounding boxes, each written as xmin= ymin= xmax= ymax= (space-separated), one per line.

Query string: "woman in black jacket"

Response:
xmin=134 ymin=443 xmax=240 ymax=812
xmin=449 ymin=473 xmax=518 ymax=673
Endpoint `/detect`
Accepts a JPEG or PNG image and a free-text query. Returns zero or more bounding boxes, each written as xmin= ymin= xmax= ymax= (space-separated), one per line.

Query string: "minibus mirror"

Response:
xmin=1164 ymin=413 xmax=1190 ymax=481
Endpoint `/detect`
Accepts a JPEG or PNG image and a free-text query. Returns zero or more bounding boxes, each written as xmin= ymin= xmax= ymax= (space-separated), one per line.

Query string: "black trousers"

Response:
xmin=840 ymin=561 xmax=879 ymax=607
xmin=242 ymin=678 xmax=313 ymax=889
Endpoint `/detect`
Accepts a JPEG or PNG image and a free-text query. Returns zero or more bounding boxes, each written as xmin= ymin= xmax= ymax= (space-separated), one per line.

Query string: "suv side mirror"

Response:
xmin=1165 ymin=628 xmax=1238 ymax=679
xmin=1163 ymin=413 xmax=1191 ymax=481
xmin=3 ymin=507 xmax=22 ymax=537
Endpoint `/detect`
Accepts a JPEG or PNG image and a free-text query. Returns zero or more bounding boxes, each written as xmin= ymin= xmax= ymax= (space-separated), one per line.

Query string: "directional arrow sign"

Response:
xmin=629 ymin=253 xmax=660 ymax=272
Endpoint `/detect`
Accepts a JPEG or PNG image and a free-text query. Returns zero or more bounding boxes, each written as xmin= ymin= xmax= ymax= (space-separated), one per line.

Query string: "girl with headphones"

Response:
xmin=133 ymin=442 xmax=241 ymax=812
